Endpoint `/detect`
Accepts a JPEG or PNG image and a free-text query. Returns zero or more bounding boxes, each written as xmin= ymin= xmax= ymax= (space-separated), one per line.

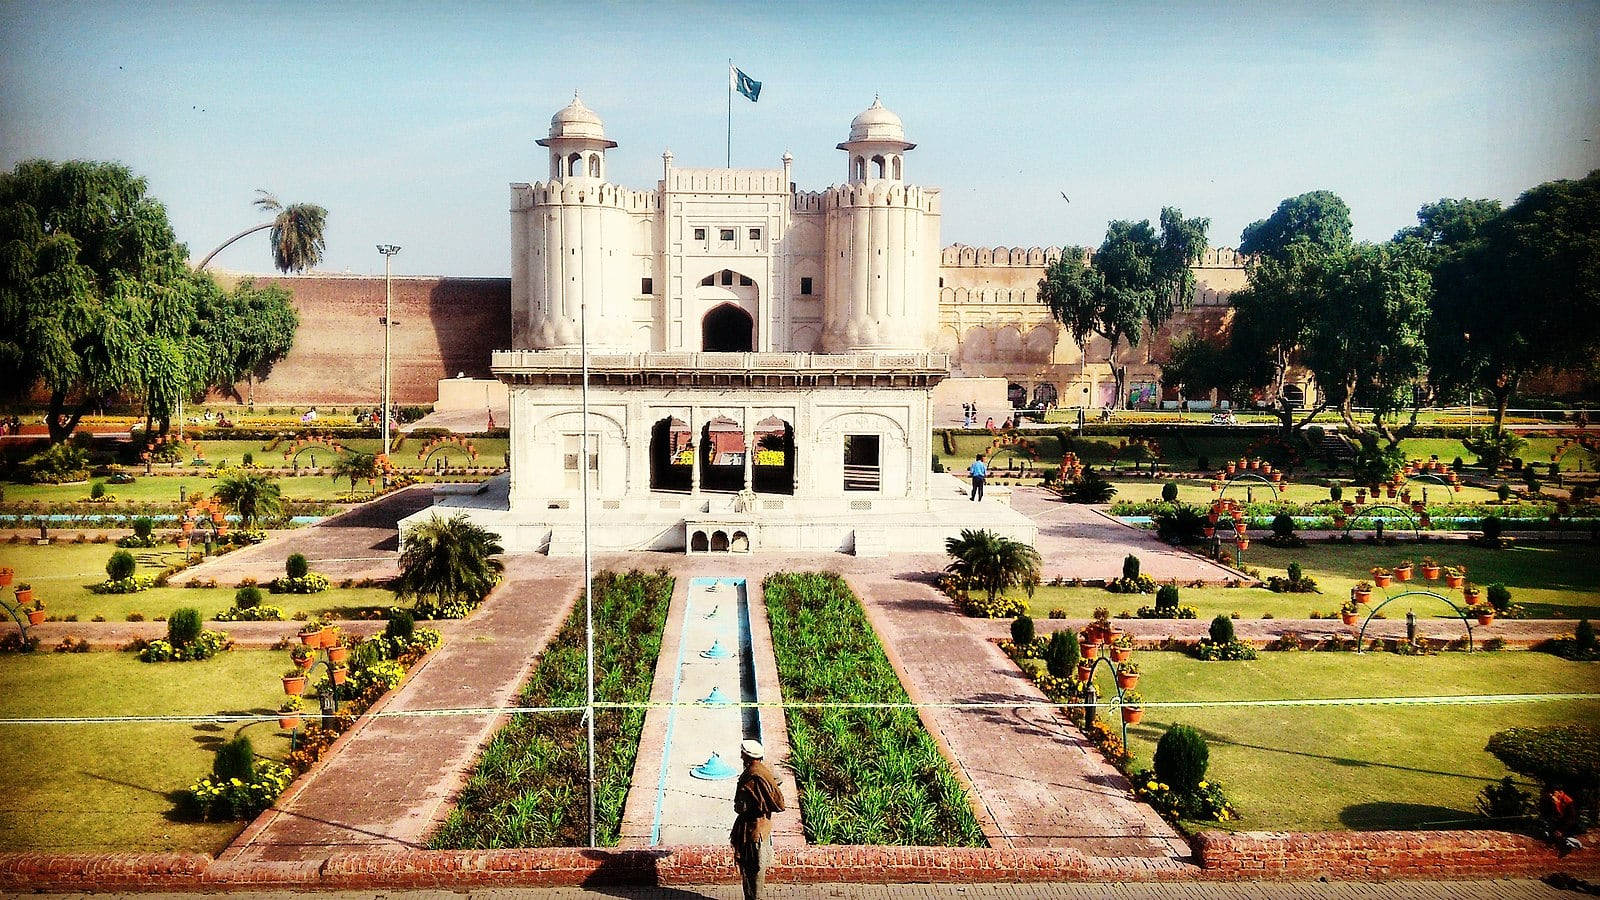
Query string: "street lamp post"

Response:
xmin=377 ymin=245 xmax=402 ymax=456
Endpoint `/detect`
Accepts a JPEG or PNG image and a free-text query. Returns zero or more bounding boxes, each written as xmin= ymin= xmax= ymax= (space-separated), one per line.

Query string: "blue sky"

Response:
xmin=3 ymin=0 xmax=1597 ymax=277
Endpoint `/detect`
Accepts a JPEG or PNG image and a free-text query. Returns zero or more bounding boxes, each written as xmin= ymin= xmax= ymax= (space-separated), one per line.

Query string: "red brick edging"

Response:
xmin=4 ymin=832 xmax=1595 ymax=891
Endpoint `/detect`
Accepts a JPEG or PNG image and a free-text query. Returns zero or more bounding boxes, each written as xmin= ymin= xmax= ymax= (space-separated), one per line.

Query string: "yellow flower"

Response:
xmin=1198 ymin=781 xmax=1208 ymax=789
xmin=1158 ymin=783 xmax=1169 ymax=791
xmin=1146 ymin=781 xmax=1157 ymax=790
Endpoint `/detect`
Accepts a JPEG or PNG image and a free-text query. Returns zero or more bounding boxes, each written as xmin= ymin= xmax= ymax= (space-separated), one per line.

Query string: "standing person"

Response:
xmin=731 ymin=739 xmax=785 ymax=900
xmin=968 ymin=454 xmax=987 ymax=502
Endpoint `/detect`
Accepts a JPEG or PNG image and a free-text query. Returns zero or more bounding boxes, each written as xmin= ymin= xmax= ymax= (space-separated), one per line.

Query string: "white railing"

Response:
xmin=493 ymin=350 xmax=950 ymax=373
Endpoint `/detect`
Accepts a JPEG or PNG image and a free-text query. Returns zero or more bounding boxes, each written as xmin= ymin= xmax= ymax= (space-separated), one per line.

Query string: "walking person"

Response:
xmin=969 ymin=454 xmax=987 ymax=502
xmin=731 ymin=740 xmax=785 ymax=900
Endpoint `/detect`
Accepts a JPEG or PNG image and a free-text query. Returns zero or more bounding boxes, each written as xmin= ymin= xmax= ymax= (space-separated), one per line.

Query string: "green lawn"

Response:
xmin=3 ymin=469 xmax=494 ymax=507
xmin=1108 ymin=478 xmax=1501 ymax=507
xmin=1018 ymin=542 xmax=1599 ymax=620
xmin=1107 ymin=650 xmax=1600 ymax=832
xmin=0 ymin=650 xmax=293 ymax=852
xmin=0 ymin=541 xmax=394 ymax=620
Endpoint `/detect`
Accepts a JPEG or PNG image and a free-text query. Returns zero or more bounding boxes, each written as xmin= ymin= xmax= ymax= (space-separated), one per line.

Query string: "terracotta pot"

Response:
xmin=181 ymin=521 xmax=195 ymax=534
xmin=1208 ymin=512 xmax=1219 ymax=524
xmin=176 ymin=537 xmax=189 ymax=549
xmin=1110 ymin=647 xmax=1131 ymax=663
xmin=299 ymin=629 xmax=321 ymax=647
xmin=1333 ymin=516 xmax=1347 ymax=529
xmin=1342 ymin=502 xmax=1356 ymax=515
xmin=15 ymin=588 xmax=33 ymax=606
xmin=1236 ymin=538 xmax=1250 ymax=551
xmin=1342 ymin=612 xmax=1358 ymax=626
xmin=0 ymin=569 xmax=12 ymax=587
xmin=1353 ymin=589 xmax=1371 ymax=604
xmin=1464 ymin=589 xmax=1481 ymax=605
xmin=1422 ymin=565 xmax=1440 ymax=581
xmin=1122 ymin=707 xmax=1143 ymax=724
xmin=282 ymin=676 xmax=306 ymax=696
xmin=27 ymin=609 xmax=46 ymax=626
xmin=1374 ymin=574 xmax=1392 ymax=588
xmin=1477 ymin=613 xmax=1494 ymax=626
xmin=1116 ymin=673 xmax=1140 ymax=690
xmin=321 ymin=628 xmax=341 ymax=649
xmin=1081 ymin=642 xmax=1100 ymax=660
xmin=296 ymin=655 xmax=313 ymax=670
xmin=327 ymin=645 xmax=348 ymax=664
xmin=1226 ymin=463 xmax=1236 ymax=474
xmin=1203 ymin=526 xmax=1215 ymax=538
xmin=1446 ymin=575 xmax=1464 ymax=589
xmin=278 ymin=714 xmax=302 ymax=731
xmin=1394 ymin=565 xmax=1413 ymax=582
xmin=1076 ymin=664 xmax=1094 ymax=682
xmin=1420 ymin=515 xmax=1432 ymax=529
xmin=331 ymin=666 xmax=348 ymax=685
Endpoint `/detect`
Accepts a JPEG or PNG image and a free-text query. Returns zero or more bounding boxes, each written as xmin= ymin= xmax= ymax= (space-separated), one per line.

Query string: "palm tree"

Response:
xmin=392 ymin=514 xmax=505 ymax=612
xmin=945 ymin=528 xmax=1041 ymax=605
xmin=213 ymin=470 xmax=283 ymax=528
xmin=196 ymin=190 xmax=328 ymax=272
xmin=331 ymin=452 xmax=379 ymax=495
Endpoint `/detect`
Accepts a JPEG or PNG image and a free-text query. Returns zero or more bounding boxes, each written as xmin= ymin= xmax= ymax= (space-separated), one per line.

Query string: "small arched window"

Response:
xmin=891 ymin=156 xmax=902 ymax=180
xmin=872 ymin=155 xmax=886 ymax=178
xmin=588 ymin=155 xmax=601 ymax=177
xmin=568 ymin=153 xmax=583 ymax=176
xmin=854 ymin=157 xmax=865 ymax=180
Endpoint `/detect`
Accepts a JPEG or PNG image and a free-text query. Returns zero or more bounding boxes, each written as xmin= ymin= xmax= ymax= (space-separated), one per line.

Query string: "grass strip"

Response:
xmin=429 ymin=568 xmax=672 ymax=848
xmin=763 ymin=572 xmax=984 ymax=846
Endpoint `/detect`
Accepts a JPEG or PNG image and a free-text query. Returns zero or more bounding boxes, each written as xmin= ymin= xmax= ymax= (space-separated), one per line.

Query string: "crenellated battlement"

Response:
xmin=512 ymin=181 xmax=660 ymax=212
xmin=824 ymin=182 xmax=940 ymax=212
xmin=939 ymin=244 xmax=1245 ymax=269
xmin=664 ymin=168 xmax=787 ymax=194
xmin=792 ymin=190 xmax=828 ymax=212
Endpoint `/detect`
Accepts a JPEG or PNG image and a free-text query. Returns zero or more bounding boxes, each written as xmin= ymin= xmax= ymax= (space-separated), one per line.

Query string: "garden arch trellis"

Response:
xmin=1339 ymin=503 xmax=1421 ymax=539
xmin=1355 ymin=588 xmax=1477 ymax=653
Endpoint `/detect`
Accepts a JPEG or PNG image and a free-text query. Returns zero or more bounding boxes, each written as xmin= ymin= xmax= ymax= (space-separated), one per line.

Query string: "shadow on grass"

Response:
xmin=1137 ymin=722 xmax=1507 ymax=785
xmin=1338 ymin=801 xmax=1474 ymax=830
xmin=81 ymin=771 xmax=196 ymax=823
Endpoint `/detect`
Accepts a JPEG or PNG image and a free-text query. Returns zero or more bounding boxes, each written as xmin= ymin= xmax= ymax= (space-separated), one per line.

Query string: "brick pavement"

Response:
xmin=1006 ymin=487 xmax=1241 ymax=582
xmin=53 ymin=878 xmax=1579 ymax=898
xmin=846 ymin=567 xmax=1190 ymax=862
xmin=222 ymin=555 xmax=582 ymax=862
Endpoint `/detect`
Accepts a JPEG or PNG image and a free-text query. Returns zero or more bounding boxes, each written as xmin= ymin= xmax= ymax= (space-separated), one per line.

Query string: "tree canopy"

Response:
xmin=1239 ymin=190 xmax=1352 ymax=260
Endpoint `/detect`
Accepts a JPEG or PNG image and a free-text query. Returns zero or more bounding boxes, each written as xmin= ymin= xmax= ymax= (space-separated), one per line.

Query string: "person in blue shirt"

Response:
xmin=968 ymin=454 xmax=988 ymax=501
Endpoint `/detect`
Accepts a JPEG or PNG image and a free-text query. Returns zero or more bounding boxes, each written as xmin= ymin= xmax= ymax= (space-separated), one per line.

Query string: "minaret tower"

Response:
xmin=822 ymin=97 xmax=941 ymax=352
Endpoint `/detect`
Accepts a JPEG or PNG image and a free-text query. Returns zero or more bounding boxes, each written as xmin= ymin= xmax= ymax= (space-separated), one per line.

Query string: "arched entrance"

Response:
xmin=700 ymin=416 xmax=746 ymax=493
xmin=1007 ymin=383 xmax=1026 ymax=409
xmin=1032 ymin=383 xmax=1059 ymax=408
xmin=1282 ymin=384 xmax=1306 ymax=409
xmin=703 ymin=303 xmax=754 ymax=352
xmin=751 ymin=416 xmax=795 ymax=495
xmin=649 ymin=417 xmax=692 ymax=492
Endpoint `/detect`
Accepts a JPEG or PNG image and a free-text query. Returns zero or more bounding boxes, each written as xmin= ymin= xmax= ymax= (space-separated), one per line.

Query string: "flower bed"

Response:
xmin=430 ymin=569 xmax=672 ymax=848
xmin=283 ymin=626 xmax=441 ymax=775
xmin=764 ymin=572 xmax=984 ymax=846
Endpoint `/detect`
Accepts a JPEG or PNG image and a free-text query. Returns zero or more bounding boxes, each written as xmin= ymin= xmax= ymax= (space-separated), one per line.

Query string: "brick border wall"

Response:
xmin=4 ymin=834 xmax=1595 ymax=891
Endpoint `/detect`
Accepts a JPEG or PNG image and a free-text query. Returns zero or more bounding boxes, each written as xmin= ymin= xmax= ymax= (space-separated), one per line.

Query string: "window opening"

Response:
xmin=843 ymin=434 xmax=881 ymax=492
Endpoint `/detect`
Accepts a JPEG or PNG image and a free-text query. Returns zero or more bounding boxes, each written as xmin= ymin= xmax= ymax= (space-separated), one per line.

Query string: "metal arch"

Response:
xmin=1217 ymin=472 xmax=1278 ymax=504
xmin=1078 ymin=652 xmax=1134 ymax=747
xmin=1342 ymin=504 xmax=1421 ymax=538
xmin=1355 ymin=588 xmax=1475 ymax=654
xmin=1401 ymin=471 xmax=1454 ymax=505
xmin=420 ymin=442 xmax=475 ymax=468
xmin=287 ymin=441 xmax=346 ymax=467
xmin=0 ymin=595 xmax=32 ymax=641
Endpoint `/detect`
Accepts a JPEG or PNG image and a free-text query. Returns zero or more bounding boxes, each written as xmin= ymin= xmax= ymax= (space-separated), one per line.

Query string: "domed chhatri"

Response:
xmin=847 ymin=95 xmax=906 ymax=144
xmin=548 ymin=93 xmax=606 ymax=140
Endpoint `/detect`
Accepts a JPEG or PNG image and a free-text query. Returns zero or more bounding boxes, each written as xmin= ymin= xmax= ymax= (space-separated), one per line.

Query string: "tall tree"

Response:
xmin=1039 ymin=207 xmax=1210 ymax=408
xmin=0 ymin=160 xmax=189 ymax=442
xmin=1239 ymin=190 xmax=1353 ymax=260
xmin=196 ymin=190 xmax=328 ymax=273
xmin=1427 ymin=172 xmax=1600 ymax=437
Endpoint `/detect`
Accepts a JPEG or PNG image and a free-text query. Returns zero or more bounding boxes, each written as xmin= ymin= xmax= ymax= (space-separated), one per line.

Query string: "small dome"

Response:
xmin=848 ymin=96 xmax=905 ymax=143
xmin=549 ymin=95 xmax=606 ymax=141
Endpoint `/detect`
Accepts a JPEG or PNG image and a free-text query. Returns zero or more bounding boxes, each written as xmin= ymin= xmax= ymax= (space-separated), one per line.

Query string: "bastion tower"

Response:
xmin=511 ymin=96 xmax=652 ymax=350
xmin=822 ymin=97 xmax=942 ymax=352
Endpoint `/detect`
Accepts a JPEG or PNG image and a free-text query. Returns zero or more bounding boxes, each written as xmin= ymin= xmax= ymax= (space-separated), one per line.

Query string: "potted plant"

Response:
xmin=1110 ymin=631 xmax=1134 ymax=662
xmin=1421 ymin=558 xmax=1440 ymax=580
xmin=1477 ymin=609 xmax=1495 ymax=626
xmin=1076 ymin=661 xmax=1094 ymax=682
xmin=1115 ymin=660 xmax=1141 ymax=690
xmin=1356 ymin=488 xmax=1368 ymax=504
xmin=1463 ymin=583 xmax=1482 ymax=604
xmin=298 ymin=622 xmax=325 ymax=646
xmin=1340 ymin=599 xmax=1360 ymax=626
xmin=0 ymin=567 xmax=12 ymax=587
xmin=1394 ymin=561 xmax=1414 ymax=582
xmin=321 ymin=625 xmax=341 ymax=649
xmin=176 ymin=536 xmax=189 ymax=550
xmin=1120 ymin=690 xmax=1144 ymax=724
xmin=14 ymin=583 xmax=33 ymax=607
xmin=278 ymin=698 xmax=303 ymax=731
xmin=1342 ymin=500 xmax=1356 ymax=516
xmin=330 ymin=665 xmax=348 ymax=685
xmin=290 ymin=645 xmax=313 ymax=669
xmin=1236 ymin=535 xmax=1250 ymax=551
xmin=1202 ymin=525 xmax=1215 ymax=538
xmin=1091 ymin=607 xmax=1112 ymax=641
xmin=327 ymin=643 xmax=348 ymax=664
xmin=282 ymin=669 xmax=307 ymax=696
xmin=1371 ymin=567 xmax=1392 ymax=588
xmin=26 ymin=601 xmax=47 ymax=626
xmin=1352 ymin=582 xmax=1373 ymax=604
xmin=1081 ymin=638 xmax=1100 ymax=660
xmin=1444 ymin=566 xmax=1466 ymax=589
xmin=1332 ymin=514 xmax=1347 ymax=530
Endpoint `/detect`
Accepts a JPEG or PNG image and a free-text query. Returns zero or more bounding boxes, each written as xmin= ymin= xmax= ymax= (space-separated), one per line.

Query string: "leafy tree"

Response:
xmin=168 ymin=607 xmax=203 ymax=646
xmin=197 ymin=190 xmax=328 ymax=273
xmin=0 ymin=160 xmax=187 ymax=442
xmin=1239 ymin=190 xmax=1353 ymax=260
xmin=1428 ymin=172 xmax=1600 ymax=438
xmin=106 ymin=550 xmax=136 ymax=581
xmin=191 ymin=277 xmax=298 ymax=404
xmin=1153 ymin=724 xmax=1210 ymax=792
xmin=1160 ymin=331 xmax=1246 ymax=409
xmin=944 ymin=528 xmax=1042 ymax=606
xmin=392 ymin=514 xmax=506 ymax=612
xmin=1040 ymin=208 xmax=1210 ymax=408
xmin=1045 ymin=629 xmax=1080 ymax=678
xmin=332 ymin=452 xmax=379 ymax=494
xmin=1394 ymin=197 xmax=1503 ymax=255
xmin=213 ymin=470 xmax=283 ymax=528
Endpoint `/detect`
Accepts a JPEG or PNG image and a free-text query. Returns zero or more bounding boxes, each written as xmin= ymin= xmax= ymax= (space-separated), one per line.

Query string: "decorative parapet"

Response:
xmin=492 ymin=350 xmax=949 ymax=388
xmin=512 ymin=181 xmax=660 ymax=212
xmin=940 ymin=245 xmax=1246 ymax=269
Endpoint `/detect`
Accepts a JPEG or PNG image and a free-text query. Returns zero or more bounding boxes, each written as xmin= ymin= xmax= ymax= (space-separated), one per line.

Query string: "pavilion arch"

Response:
xmin=935 ymin=325 xmax=961 ymax=356
xmin=994 ymin=325 xmax=1023 ymax=359
xmin=854 ymin=157 xmax=866 ymax=180
xmin=1024 ymin=325 xmax=1056 ymax=362
xmin=702 ymin=303 xmax=754 ymax=352
xmin=690 ymin=531 xmax=709 ymax=552
xmin=962 ymin=325 xmax=995 ymax=363
xmin=730 ymin=530 xmax=750 ymax=552
xmin=588 ymin=155 xmax=600 ymax=177
xmin=892 ymin=156 xmax=902 ymax=179
xmin=752 ymin=415 xmax=795 ymax=495
xmin=711 ymin=530 xmax=730 ymax=552
xmin=567 ymin=153 xmax=583 ymax=176
xmin=872 ymin=155 xmax=886 ymax=178
xmin=700 ymin=416 xmax=746 ymax=493
xmin=789 ymin=325 xmax=820 ymax=352
xmin=649 ymin=416 xmax=693 ymax=492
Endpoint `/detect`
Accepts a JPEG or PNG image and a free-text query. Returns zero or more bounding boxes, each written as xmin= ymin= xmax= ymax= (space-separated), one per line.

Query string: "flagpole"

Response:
xmin=726 ymin=58 xmax=733 ymax=167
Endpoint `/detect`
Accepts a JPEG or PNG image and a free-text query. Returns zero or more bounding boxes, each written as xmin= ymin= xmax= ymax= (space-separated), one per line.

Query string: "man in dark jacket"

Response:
xmin=731 ymin=739 xmax=786 ymax=900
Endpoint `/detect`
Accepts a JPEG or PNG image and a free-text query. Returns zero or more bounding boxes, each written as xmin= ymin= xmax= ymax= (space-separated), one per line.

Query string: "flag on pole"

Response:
xmin=732 ymin=66 xmax=761 ymax=102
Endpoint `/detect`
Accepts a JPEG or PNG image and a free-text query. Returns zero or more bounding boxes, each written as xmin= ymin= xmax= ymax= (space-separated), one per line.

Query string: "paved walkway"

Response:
xmin=1006 ymin=488 xmax=1240 ymax=583
xmin=846 ymin=566 xmax=1189 ymax=863
xmin=223 ymin=555 xmax=582 ymax=862
xmin=75 ymin=878 xmax=1576 ymax=898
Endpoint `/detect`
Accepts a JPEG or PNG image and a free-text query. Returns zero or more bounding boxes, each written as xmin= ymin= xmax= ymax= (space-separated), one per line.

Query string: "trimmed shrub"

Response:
xmin=212 ymin=736 xmax=256 ymax=782
xmin=90 ymin=480 xmax=106 ymax=499
xmin=286 ymin=553 xmax=309 ymax=579
xmin=1482 ymin=515 xmax=1504 ymax=541
xmin=1011 ymin=614 xmax=1035 ymax=647
xmin=1045 ymin=629 xmax=1079 ymax=678
xmin=1153 ymin=724 xmax=1209 ymax=793
xmin=1579 ymin=618 xmax=1597 ymax=654
xmin=133 ymin=517 xmax=154 ymax=540
xmin=1487 ymin=583 xmax=1512 ymax=613
xmin=1329 ymin=484 xmax=1343 ymax=502
xmin=167 ymin=607 xmax=203 ymax=646
xmin=1155 ymin=584 xmax=1180 ymax=613
xmin=105 ymin=550 xmax=136 ymax=581
xmin=1208 ymin=614 xmax=1235 ymax=645
xmin=1272 ymin=513 xmax=1296 ymax=538
xmin=1476 ymin=776 xmax=1532 ymax=820
xmin=1123 ymin=554 xmax=1141 ymax=581
xmin=1161 ymin=482 xmax=1179 ymax=503
xmin=1486 ymin=725 xmax=1599 ymax=802
xmin=386 ymin=608 xmax=416 ymax=644
xmin=234 ymin=586 xmax=263 ymax=610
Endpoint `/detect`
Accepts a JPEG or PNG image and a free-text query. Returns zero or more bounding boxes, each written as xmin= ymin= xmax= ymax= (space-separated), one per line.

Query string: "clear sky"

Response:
xmin=3 ymin=0 xmax=1597 ymax=277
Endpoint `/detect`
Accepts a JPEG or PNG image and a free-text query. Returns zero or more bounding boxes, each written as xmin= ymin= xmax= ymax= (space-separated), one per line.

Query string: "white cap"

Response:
xmin=740 ymin=739 xmax=765 ymax=759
